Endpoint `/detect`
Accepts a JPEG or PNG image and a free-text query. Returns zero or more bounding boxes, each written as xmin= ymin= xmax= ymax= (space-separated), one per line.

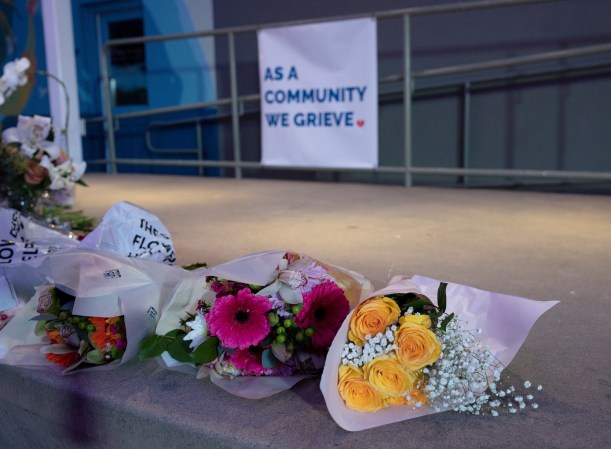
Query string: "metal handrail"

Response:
xmin=94 ymin=0 xmax=611 ymax=187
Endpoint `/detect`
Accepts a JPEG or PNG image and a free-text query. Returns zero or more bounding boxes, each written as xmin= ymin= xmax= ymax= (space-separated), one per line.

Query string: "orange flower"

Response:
xmin=394 ymin=319 xmax=442 ymax=371
xmin=363 ymin=355 xmax=415 ymax=398
xmin=90 ymin=316 xmax=123 ymax=350
xmin=90 ymin=317 xmax=111 ymax=349
xmin=348 ymin=297 xmax=400 ymax=346
xmin=45 ymin=328 xmax=61 ymax=344
xmin=338 ymin=364 xmax=386 ymax=413
xmin=45 ymin=351 xmax=80 ymax=367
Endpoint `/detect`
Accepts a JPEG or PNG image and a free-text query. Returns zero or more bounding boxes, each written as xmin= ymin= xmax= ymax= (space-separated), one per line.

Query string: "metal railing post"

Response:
xmin=403 ymin=13 xmax=413 ymax=188
xmin=228 ymin=31 xmax=243 ymax=179
xmin=461 ymin=82 xmax=471 ymax=185
xmin=100 ymin=44 xmax=117 ymax=174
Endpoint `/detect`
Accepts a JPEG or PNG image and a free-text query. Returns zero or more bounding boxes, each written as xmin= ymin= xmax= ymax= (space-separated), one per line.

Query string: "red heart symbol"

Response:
xmin=357 ymin=120 xmax=365 ymax=127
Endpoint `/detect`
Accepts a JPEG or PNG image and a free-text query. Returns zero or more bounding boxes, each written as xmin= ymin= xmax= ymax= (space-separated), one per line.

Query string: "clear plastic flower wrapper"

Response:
xmin=140 ymin=250 xmax=372 ymax=398
xmin=0 ymin=248 xmax=187 ymax=373
xmin=320 ymin=275 xmax=559 ymax=431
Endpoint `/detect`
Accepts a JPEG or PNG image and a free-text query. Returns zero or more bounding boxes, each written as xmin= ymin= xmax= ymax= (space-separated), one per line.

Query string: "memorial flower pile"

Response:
xmin=1 ymin=114 xmax=87 ymax=210
xmin=338 ymin=283 xmax=541 ymax=416
xmin=140 ymin=252 xmax=354 ymax=378
xmin=32 ymin=284 xmax=126 ymax=370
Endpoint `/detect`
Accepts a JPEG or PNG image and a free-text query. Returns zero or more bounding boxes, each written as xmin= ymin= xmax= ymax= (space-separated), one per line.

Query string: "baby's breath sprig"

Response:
xmin=424 ymin=315 xmax=541 ymax=415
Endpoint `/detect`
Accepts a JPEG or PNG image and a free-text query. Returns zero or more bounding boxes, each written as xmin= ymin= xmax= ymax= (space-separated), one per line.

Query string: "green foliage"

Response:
xmin=181 ymin=262 xmax=208 ymax=271
xmin=138 ymin=329 xmax=220 ymax=366
xmin=42 ymin=205 xmax=95 ymax=232
xmin=388 ymin=281 xmax=455 ymax=330
xmin=192 ymin=337 xmax=219 ymax=365
xmin=138 ymin=334 xmax=170 ymax=361
xmin=85 ymin=349 xmax=105 ymax=364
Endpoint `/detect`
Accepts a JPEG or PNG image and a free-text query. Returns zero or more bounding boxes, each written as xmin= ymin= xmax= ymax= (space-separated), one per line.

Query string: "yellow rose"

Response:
xmin=364 ymin=355 xmax=415 ymax=398
xmin=338 ymin=364 xmax=386 ymax=413
xmin=394 ymin=321 xmax=442 ymax=371
xmin=348 ymin=297 xmax=400 ymax=346
xmin=399 ymin=313 xmax=432 ymax=329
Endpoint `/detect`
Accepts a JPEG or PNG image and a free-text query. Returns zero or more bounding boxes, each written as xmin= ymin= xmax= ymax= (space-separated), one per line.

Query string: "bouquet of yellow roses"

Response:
xmin=320 ymin=275 xmax=558 ymax=431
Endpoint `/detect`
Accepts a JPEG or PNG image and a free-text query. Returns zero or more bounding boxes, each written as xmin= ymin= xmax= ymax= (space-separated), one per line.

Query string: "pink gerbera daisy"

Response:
xmin=229 ymin=347 xmax=268 ymax=375
xmin=206 ymin=288 xmax=272 ymax=350
xmin=294 ymin=281 xmax=349 ymax=348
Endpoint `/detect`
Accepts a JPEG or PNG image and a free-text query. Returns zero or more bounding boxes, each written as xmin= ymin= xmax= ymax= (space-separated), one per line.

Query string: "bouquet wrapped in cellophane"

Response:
xmin=0 ymin=249 xmax=186 ymax=373
xmin=140 ymin=250 xmax=372 ymax=398
xmin=320 ymin=275 xmax=558 ymax=431
xmin=0 ymin=202 xmax=186 ymax=373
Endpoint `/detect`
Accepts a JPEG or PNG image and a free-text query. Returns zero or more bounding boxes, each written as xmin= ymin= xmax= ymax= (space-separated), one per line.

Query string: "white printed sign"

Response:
xmin=258 ymin=18 xmax=378 ymax=168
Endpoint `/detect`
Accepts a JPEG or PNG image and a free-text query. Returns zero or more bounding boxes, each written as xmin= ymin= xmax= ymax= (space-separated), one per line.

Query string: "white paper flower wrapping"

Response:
xmin=0 ymin=248 xmax=187 ymax=372
xmin=79 ymin=201 xmax=176 ymax=264
xmin=155 ymin=250 xmax=373 ymax=398
xmin=0 ymin=208 xmax=79 ymax=266
xmin=320 ymin=275 xmax=559 ymax=431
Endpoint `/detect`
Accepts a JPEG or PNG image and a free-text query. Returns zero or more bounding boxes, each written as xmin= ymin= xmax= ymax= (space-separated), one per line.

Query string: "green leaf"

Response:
xmin=191 ymin=337 xmax=219 ymax=365
xmin=437 ymin=282 xmax=448 ymax=313
xmin=165 ymin=328 xmax=185 ymax=339
xmin=261 ymin=348 xmax=278 ymax=369
xmin=403 ymin=299 xmax=431 ymax=312
xmin=85 ymin=350 xmax=105 ymax=364
xmin=440 ymin=312 xmax=455 ymax=331
xmin=181 ymin=262 xmax=208 ymax=271
xmin=167 ymin=338 xmax=193 ymax=363
xmin=138 ymin=334 xmax=169 ymax=361
xmin=34 ymin=319 xmax=48 ymax=336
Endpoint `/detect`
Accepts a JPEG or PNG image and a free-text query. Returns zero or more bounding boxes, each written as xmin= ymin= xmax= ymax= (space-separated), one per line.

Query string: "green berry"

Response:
xmin=72 ymin=316 xmax=81 ymax=323
xmin=78 ymin=321 xmax=87 ymax=330
xmin=86 ymin=324 xmax=96 ymax=332
xmin=58 ymin=311 xmax=68 ymax=320
xmin=295 ymin=332 xmax=305 ymax=342
xmin=275 ymin=335 xmax=286 ymax=344
xmin=286 ymin=342 xmax=295 ymax=352
xmin=305 ymin=327 xmax=314 ymax=337
xmin=276 ymin=326 xmax=286 ymax=335
xmin=291 ymin=305 xmax=302 ymax=315
xmin=283 ymin=318 xmax=294 ymax=328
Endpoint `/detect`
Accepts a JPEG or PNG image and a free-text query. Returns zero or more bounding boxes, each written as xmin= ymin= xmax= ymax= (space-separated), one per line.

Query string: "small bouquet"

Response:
xmin=0 ymin=248 xmax=187 ymax=372
xmin=141 ymin=250 xmax=370 ymax=398
xmin=32 ymin=284 xmax=127 ymax=370
xmin=1 ymin=114 xmax=87 ymax=212
xmin=321 ymin=275 xmax=558 ymax=431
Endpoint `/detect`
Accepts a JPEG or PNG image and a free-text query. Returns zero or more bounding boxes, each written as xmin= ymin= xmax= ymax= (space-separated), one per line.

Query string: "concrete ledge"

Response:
xmin=1 ymin=174 xmax=609 ymax=448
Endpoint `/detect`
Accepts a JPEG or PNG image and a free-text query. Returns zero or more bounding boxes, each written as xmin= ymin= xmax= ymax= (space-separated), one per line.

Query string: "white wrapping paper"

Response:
xmin=0 ymin=207 xmax=79 ymax=266
xmin=320 ymin=275 xmax=559 ymax=431
xmin=156 ymin=250 xmax=372 ymax=398
xmin=79 ymin=201 xmax=176 ymax=264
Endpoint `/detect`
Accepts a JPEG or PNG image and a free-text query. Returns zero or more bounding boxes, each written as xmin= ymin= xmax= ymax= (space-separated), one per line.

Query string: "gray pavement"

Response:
xmin=1 ymin=173 xmax=609 ymax=448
